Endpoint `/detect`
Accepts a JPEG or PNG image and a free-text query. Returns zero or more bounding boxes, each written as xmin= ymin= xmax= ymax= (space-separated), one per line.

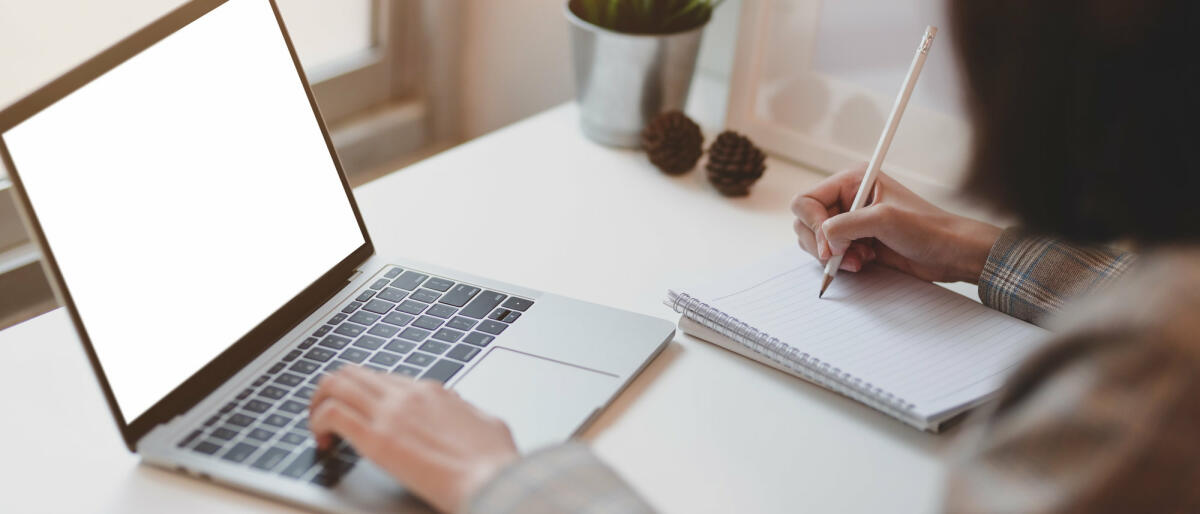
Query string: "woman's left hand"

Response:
xmin=309 ymin=367 xmax=519 ymax=513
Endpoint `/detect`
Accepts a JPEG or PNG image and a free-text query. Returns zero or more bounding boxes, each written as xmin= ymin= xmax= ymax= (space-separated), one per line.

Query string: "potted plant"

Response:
xmin=565 ymin=0 xmax=723 ymax=147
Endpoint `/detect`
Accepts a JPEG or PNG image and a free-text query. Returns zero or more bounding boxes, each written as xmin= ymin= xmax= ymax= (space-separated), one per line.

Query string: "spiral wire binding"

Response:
xmin=666 ymin=290 xmax=924 ymax=429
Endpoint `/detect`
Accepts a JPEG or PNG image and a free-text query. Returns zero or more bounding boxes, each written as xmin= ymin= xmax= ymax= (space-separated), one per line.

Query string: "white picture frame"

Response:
xmin=726 ymin=0 xmax=973 ymax=200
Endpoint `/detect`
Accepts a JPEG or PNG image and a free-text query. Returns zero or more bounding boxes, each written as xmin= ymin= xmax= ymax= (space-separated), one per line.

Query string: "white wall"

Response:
xmin=0 ymin=0 xmax=188 ymax=107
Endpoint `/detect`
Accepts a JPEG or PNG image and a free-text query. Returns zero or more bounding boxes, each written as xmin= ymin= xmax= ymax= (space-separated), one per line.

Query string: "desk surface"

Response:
xmin=0 ymin=104 xmax=956 ymax=513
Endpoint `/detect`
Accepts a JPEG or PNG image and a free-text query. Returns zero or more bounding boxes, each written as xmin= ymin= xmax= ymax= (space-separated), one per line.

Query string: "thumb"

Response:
xmin=821 ymin=204 xmax=896 ymax=256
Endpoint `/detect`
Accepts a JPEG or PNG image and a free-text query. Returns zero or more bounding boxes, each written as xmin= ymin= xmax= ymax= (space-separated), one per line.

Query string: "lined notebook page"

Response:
xmin=683 ymin=246 xmax=1049 ymax=419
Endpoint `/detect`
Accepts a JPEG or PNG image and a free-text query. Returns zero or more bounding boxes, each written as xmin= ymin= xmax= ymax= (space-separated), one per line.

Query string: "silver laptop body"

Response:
xmin=0 ymin=1 xmax=672 ymax=512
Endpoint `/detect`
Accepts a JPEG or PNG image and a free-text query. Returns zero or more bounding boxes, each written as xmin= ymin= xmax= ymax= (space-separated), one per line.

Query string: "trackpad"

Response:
xmin=453 ymin=348 xmax=617 ymax=453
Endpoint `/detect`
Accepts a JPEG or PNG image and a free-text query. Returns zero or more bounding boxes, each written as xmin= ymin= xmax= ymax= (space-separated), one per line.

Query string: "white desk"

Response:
xmin=0 ymin=104 xmax=953 ymax=513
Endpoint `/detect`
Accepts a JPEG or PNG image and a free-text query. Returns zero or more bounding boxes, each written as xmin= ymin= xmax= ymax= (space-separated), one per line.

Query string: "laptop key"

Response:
xmin=219 ymin=402 xmax=237 ymax=414
xmin=460 ymin=291 xmax=508 ymax=319
xmin=363 ymin=299 xmax=397 ymax=315
xmin=370 ymin=278 xmax=390 ymax=290
xmin=275 ymin=373 xmax=304 ymax=387
xmin=244 ymin=399 xmax=272 ymax=413
xmin=293 ymin=417 xmax=309 ymax=431
xmin=304 ymin=348 xmax=336 ymax=362
xmin=396 ymin=300 xmax=427 ymax=315
xmin=282 ymin=350 xmax=301 ymax=362
xmin=194 ymin=441 xmax=222 ymax=455
xmin=488 ymin=308 xmax=510 ymax=321
xmin=298 ymin=337 xmax=318 ymax=350
xmin=290 ymin=360 xmax=320 ymax=375
xmin=426 ymin=304 xmax=457 ymax=319
xmin=421 ymin=359 xmax=464 ymax=384
xmin=384 ymin=339 xmax=416 ymax=354
xmin=423 ymin=277 xmax=454 ymax=292
xmin=419 ymin=340 xmax=451 ymax=355
xmin=447 ymin=316 xmax=476 ymax=331
xmin=404 ymin=352 xmax=436 ymax=367
xmin=391 ymin=271 xmax=428 ymax=291
xmin=392 ymin=365 xmax=421 ymax=377
xmin=223 ymin=442 xmax=258 ymax=464
xmin=431 ymin=328 xmax=464 ymax=343
xmin=463 ymin=332 xmax=494 ymax=347
xmin=319 ymin=335 xmax=351 ymax=350
xmin=375 ymin=287 xmax=407 ymax=303
xmin=355 ymin=290 xmax=375 ymax=302
xmin=248 ymin=428 xmax=275 ymax=442
xmin=295 ymin=387 xmax=315 ymax=400
xmin=369 ymin=351 xmax=402 ymax=367
xmin=398 ymin=327 xmax=430 ymax=342
xmin=325 ymin=360 xmax=348 ymax=373
xmin=259 ymin=386 xmax=288 ymax=400
xmin=410 ymin=289 xmax=440 ymax=303
xmin=204 ymin=415 xmax=220 ymax=427
xmin=339 ymin=348 xmax=370 ymax=364
xmin=327 ymin=313 xmax=348 ymax=325
xmin=381 ymin=312 xmax=415 ymax=327
xmin=447 ymin=344 xmax=480 ymax=362
xmin=236 ymin=388 xmax=253 ymax=400
xmin=341 ymin=302 xmax=363 ymax=314
xmin=279 ymin=432 xmax=307 ymax=446
xmin=333 ymin=323 xmax=366 ymax=338
xmin=348 ymin=311 xmax=381 ymax=326
xmin=477 ymin=320 xmax=507 ymax=335
xmin=313 ymin=325 xmax=332 ymax=337
xmin=264 ymin=414 xmax=293 ymax=428
xmin=178 ymin=430 xmax=203 ymax=448
xmin=252 ymin=446 xmax=291 ymax=472
xmin=353 ymin=335 xmax=386 ymax=350
xmin=279 ymin=400 xmax=307 ymax=414
xmin=412 ymin=315 xmax=443 ymax=331
xmin=213 ymin=427 xmax=238 ymax=440
xmin=502 ymin=297 xmax=534 ymax=312
xmin=439 ymin=284 xmax=481 ymax=308
xmin=502 ymin=311 xmax=522 ymax=323
xmin=365 ymin=364 xmax=389 ymax=373
xmin=384 ymin=267 xmax=403 ymax=279
xmin=252 ymin=375 xmax=269 ymax=386
xmin=280 ymin=447 xmax=318 ymax=479
xmin=367 ymin=323 xmax=400 ymax=338
xmin=268 ymin=362 xmax=286 ymax=374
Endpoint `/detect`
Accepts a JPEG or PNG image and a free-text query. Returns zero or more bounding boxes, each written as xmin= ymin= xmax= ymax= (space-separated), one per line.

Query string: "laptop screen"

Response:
xmin=0 ymin=0 xmax=365 ymax=421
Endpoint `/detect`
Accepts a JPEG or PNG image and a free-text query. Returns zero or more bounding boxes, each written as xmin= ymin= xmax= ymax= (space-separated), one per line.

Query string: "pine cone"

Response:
xmin=641 ymin=111 xmax=703 ymax=175
xmin=706 ymin=131 xmax=766 ymax=196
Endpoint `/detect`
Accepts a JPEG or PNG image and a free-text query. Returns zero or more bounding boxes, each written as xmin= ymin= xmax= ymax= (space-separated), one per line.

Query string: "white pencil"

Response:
xmin=819 ymin=25 xmax=938 ymax=298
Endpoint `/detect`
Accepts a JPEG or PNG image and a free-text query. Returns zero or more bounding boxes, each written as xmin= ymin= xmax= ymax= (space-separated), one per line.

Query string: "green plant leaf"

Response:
xmin=662 ymin=0 xmax=707 ymax=28
xmin=606 ymin=0 xmax=620 ymax=28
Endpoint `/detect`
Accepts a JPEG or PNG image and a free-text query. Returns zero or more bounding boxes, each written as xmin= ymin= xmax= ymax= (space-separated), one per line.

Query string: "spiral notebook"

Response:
xmin=666 ymin=247 xmax=1050 ymax=432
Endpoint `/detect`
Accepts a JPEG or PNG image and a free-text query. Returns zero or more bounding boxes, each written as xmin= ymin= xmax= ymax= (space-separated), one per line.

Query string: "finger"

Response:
xmin=794 ymin=218 xmax=818 ymax=257
xmin=345 ymin=366 xmax=404 ymax=393
xmin=310 ymin=370 xmax=381 ymax=421
xmin=821 ymin=204 xmax=897 ymax=257
xmin=792 ymin=195 xmax=832 ymax=257
xmin=839 ymin=242 xmax=876 ymax=272
xmin=793 ymin=164 xmax=868 ymax=214
xmin=309 ymin=397 xmax=373 ymax=451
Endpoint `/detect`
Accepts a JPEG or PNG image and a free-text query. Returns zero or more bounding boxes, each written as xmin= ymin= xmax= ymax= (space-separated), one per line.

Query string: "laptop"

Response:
xmin=0 ymin=0 xmax=673 ymax=511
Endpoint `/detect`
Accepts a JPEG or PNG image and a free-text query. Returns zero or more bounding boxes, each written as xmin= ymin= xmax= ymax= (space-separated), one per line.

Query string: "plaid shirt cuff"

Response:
xmin=978 ymin=228 xmax=1136 ymax=326
xmin=467 ymin=443 xmax=654 ymax=514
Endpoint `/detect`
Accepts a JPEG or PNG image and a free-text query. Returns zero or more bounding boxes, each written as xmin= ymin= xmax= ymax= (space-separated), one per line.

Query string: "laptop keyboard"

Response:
xmin=175 ymin=265 xmax=535 ymax=487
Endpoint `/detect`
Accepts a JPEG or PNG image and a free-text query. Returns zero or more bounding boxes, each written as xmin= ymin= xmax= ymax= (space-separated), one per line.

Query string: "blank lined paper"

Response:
xmin=680 ymin=246 xmax=1049 ymax=421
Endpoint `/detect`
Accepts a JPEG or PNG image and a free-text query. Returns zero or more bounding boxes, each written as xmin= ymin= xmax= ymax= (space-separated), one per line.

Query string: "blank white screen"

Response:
xmin=2 ymin=0 xmax=365 ymax=421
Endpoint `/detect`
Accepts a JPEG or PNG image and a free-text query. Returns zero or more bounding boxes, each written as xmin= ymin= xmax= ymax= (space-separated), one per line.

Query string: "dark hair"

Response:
xmin=951 ymin=0 xmax=1199 ymax=244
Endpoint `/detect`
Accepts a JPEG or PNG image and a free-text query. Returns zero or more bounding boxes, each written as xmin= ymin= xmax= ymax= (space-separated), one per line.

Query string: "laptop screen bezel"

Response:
xmin=0 ymin=0 xmax=375 ymax=451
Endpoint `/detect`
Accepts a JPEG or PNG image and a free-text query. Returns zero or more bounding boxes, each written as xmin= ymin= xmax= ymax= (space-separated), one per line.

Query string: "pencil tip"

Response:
xmin=818 ymin=274 xmax=833 ymax=298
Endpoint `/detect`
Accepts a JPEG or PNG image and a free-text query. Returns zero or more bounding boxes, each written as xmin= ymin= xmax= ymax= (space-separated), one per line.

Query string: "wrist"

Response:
xmin=950 ymin=218 xmax=1002 ymax=284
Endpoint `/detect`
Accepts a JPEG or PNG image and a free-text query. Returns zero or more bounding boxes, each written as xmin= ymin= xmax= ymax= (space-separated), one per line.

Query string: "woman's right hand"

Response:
xmin=791 ymin=164 xmax=1003 ymax=284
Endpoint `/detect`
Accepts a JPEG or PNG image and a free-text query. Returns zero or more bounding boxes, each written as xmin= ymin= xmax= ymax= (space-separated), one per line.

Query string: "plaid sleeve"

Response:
xmin=977 ymin=228 xmax=1136 ymax=326
xmin=466 ymin=443 xmax=654 ymax=514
